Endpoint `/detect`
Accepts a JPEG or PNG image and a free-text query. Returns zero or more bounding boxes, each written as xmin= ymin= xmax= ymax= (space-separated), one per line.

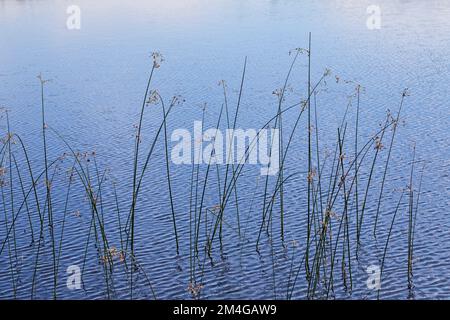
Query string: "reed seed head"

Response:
xmin=187 ymin=282 xmax=204 ymax=298
xmin=151 ymin=52 xmax=164 ymax=69
xmin=146 ymin=90 xmax=160 ymax=106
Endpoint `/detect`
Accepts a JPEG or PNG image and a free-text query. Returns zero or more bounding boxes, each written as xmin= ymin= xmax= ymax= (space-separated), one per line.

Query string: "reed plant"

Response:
xmin=0 ymin=39 xmax=421 ymax=300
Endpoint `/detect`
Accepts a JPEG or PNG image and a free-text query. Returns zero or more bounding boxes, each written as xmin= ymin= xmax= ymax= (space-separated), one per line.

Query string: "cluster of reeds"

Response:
xmin=0 ymin=36 xmax=424 ymax=300
xmin=183 ymin=34 xmax=423 ymax=299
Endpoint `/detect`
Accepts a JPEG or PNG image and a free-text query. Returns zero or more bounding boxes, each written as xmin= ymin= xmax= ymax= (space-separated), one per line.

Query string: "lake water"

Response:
xmin=1 ymin=0 xmax=450 ymax=299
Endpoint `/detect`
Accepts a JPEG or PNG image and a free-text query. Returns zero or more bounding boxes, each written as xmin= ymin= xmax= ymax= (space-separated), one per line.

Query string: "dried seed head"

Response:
xmin=187 ymin=282 xmax=204 ymax=298
xmin=307 ymin=168 xmax=316 ymax=183
xmin=146 ymin=90 xmax=160 ymax=105
xmin=375 ymin=138 xmax=384 ymax=150
xmin=289 ymin=47 xmax=308 ymax=56
xmin=151 ymin=52 xmax=164 ymax=69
